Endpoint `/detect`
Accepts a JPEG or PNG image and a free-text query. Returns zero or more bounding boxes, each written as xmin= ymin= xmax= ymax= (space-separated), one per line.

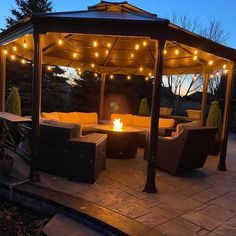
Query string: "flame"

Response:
xmin=113 ymin=118 xmax=123 ymax=131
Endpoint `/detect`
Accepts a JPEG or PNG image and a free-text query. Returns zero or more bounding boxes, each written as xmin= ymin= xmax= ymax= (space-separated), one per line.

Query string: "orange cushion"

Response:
xmin=111 ymin=113 xmax=133 ymax=126
xmin=159 ymin=118 xmax=175 ymax=128
xmin=77 ymin=112 xmax=98 ymax=124
xmin=132 ymin=115 xmax=150 ymax=128
xmin=41 ymin=112 xmax=60 ymax=121
xmin=58 ymin=112 xmax=81 ymax=123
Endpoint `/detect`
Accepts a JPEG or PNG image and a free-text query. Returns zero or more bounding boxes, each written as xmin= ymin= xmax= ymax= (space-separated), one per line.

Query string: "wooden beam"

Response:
xmin=99 ymin=73 xmax=106 ymax=120
xmin=201 ymin=73 xmax=209 ymax=126
xmin=0 ymin=47 xmax=6 ymax=112
xmin=218 ymin=62 xmax=235 ymax=171
xmin=143 ymin=39 xmax=165 ymax=193
xmin=29 ymin=33 xmax=43 ymax=182
xmin=103 ymin=37 xmax=120 ymax=66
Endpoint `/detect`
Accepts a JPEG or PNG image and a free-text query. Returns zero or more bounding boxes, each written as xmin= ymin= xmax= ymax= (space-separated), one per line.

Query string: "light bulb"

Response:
xmin=58 ymin=39 xmax=63 ymax=45
xmin=23 ymin=41 xmax=27 ymax=48
xmin=77 ymin=67 xmax=81 ymax=71
xmin=21 ymin=59 xmax=26 ymax=64
xmin=139 ymin=67 xmax=143 ymax=72
xmin=3 ymin=49 xmax=8 ymax=55
xmin=208 ymin=60 xmax=214 ymax=65
xmin=47 ymin=65 xmax=52 ymax=71
xmin=93 ymin=41 xmax=97 ymax=47
xmin=223 ymin=64 xmax=227 ymax=69
xmin=95 ymin=52 xmax=99 ymax=57
xmin=194 ymin=50 xmax=198 ymax=55
xmin=91 ymin=63 xmax=95 ymax=68
xmin=224 ymin=69 xmax=228 ymax=74
xmin=105 ymin=50 xmax=109 ymax=55
xmin=127 ymin=75 xmax=131 ymax=80
xmin=143 ymin=41 xmax=147 ymax=46
xmin=78 ymin=71 xmax=82 ymax=75
xmin=145 ymin=77 xmax=149 ymax=81
xmin=107 ymin=42 xmax=111 ymax=48
xmin=164 ymin=49 xmax=167 ymax=55
xmin=193 ymin=55 xmax=198 ymax=61
xmin=110 ymin=75 xmax=114 ymax=79
xmin=148 ymin=72 xmax=152 ymax=77
xmin=94 ymin=73 xmax=98 ymax=77
xmin=135 ymin=44 xmax=140 ymax=50
xmin=73 ymin=52 xmax=77 ymax=58
xmin=175 ymin=49 xmax=179 ymax=55
xmin=13 ymin=46 xmax=17 ymax=52
xmin=131 ymin=53 xmax=134 ymax=58
xmin=11 ymin=55 xmax=16 ymax=60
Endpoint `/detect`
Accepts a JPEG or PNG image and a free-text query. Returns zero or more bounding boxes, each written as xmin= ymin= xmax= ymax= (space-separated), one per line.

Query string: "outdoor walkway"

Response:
xmin=5 ymin=135 xmax=236 ymax=235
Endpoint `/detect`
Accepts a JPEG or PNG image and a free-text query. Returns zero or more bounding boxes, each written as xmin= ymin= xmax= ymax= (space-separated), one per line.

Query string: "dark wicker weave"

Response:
xmin=156 ymin=127 xmax=216 ymax=174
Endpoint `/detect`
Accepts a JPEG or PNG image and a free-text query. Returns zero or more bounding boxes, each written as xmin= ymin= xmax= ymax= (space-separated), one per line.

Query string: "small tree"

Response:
xmin=6 ymin=87 xmax=22 ymax=116
xmin=138 ymin=98 xmax=150 ymax=116
xmin=206 ymin=101 xmax=222 ymax=140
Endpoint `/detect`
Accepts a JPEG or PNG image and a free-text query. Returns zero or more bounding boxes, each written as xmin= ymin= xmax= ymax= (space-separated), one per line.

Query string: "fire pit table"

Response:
xmin=95 ymin=124 xmax=143 ymax=159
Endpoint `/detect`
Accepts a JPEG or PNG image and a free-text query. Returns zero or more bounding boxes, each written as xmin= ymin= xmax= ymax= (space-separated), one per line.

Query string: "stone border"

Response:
xmin=0 ymin=181 xmax=161 ymax=236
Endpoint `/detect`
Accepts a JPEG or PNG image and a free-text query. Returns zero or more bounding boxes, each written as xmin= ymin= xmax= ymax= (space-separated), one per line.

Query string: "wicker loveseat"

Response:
xmin=156 ymin=126 xmax=216 ymax=174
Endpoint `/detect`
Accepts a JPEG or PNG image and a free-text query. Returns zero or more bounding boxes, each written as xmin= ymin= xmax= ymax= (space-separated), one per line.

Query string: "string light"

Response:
xmin=194 ymin=50 xmax=198 ymax=55
xmin=224 ymin=69 xmax=228 ymax=74
xmin=23 ymin=40 xmax=27 ymax=48
xmin=148 ymin=72 xmax=152 ymax=77
xmin=47 ymin=65 xmax=52 ymax=71
xmin=78 ymin=71 xmax=82 ymax=75
xmin=58 ymin=39 xmax=63 ymax=46
xmin=77 ymin=67 xmax=81 ymax=71
xmin=175 ymin=49 xmax=179 ymax=55
xmin=143 ymin=41 xmax=147 ymax=46
xmin=73 ymin=52 xmax=77 ymax=58
xmin=210 ymin=74 xmax=214 ymax=79
xmin=139 ymin=67 xmax=143 ymax=72
xmin=127 ymin=75 xmax=131 ymax=80
xmin=135 ymin=44 xmax=140 ymax=50
xmin=94 ymin=73 xmax=98 ymax=77
xmin=93 ymin=41 xmax=97 ymax=47
xmin=216 ymin=72 xmax=220 ymax=77
xmin=110 ymin=74 xmax=114 ymax=79
xmin=145 ymin=77 xmax=149 ymax=81
xmin=130 ymin=53 xmax=134 ymax=58
xmin=95 ymin=52 xmax=99 ymax=57
xmin=3 ymin=49 xmax=8 ymax=55
xmin=13 ymin=46 xmax=17 ymax=52
xmin=107 ymin=42 xmax=111 ymax=48
xmin=91 ymin=63 xmax=95 ymax=68
xmin=223 ymin=64 xmax=227 ymax=69
xmin=105 ymin=50 xmax=109 ymax=55
xmin=208 ymin=60 xmax=214 ymax=65
xmin=11 ymin=55 xmax=16 ymax=60
xmin=21 ymin=59 xmax=26 ymax=64
xmin=193 ymin=55 xmax=198 ymax=61
xmin=164 ymin=49 xmax=167 ymax=55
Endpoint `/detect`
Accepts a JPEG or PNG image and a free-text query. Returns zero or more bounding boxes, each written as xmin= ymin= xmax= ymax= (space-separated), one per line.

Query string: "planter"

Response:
xmin=0 ymin=156 xmax=14 ymax=176
xmin=208 ymin=140 xmax=221 ymax=155
xmin=186 ymin=109 xmax=201 ymax=120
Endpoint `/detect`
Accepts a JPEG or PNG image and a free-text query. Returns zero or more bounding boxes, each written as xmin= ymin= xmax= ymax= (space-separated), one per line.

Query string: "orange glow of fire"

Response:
xmin=113 ymin=118 xmax=123 ymax=131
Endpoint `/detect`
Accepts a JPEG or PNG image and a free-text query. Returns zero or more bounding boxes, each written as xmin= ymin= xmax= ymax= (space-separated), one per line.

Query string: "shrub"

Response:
xmin=206 ymin=101 xmax=222 ymax=140
xmin=6 ymin=87 xmax=21 ymax=116
xmin=138 ymin=98 xmax=150 ymax=116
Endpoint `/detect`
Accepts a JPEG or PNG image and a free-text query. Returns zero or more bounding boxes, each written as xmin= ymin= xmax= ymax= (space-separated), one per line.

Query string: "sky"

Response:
xmin=0 ymin=0 xmax=236 ymax=48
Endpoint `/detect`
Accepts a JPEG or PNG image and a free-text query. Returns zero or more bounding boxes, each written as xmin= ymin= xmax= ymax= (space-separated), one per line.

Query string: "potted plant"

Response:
xmin=0 ymin=120 xmax=14 ymax=176
xmin=138 ymin=98 xmax=150 ymax=116
xmin=206 ymin=101 xmax=223 ymax=155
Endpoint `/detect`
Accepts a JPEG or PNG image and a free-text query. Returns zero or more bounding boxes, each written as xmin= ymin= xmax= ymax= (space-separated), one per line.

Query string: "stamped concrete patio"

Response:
xmin=6 ymin=134 xmax=236 ymax=235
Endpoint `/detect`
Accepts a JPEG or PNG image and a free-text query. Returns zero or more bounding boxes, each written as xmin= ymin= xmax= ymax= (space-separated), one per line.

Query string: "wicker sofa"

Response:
xmin=154 ymin=126 xmax=216 ymax=174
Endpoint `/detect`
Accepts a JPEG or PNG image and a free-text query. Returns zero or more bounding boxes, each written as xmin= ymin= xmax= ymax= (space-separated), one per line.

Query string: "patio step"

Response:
xmin=43 ymin=213 xmax=103 ymax=236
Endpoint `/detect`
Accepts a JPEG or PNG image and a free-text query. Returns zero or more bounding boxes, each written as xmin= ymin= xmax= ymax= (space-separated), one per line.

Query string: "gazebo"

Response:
xmin=0 ymin=1 xmax=235 ymax=193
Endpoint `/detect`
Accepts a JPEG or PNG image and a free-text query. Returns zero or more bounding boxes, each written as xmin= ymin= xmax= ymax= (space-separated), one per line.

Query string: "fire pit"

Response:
xmin=96 ymin=121 xmax=143 ymax=159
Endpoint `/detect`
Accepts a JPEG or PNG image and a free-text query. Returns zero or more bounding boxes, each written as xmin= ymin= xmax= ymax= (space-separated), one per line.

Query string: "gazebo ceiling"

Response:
xmin=0 ymin=1 xmax=235 ymax=76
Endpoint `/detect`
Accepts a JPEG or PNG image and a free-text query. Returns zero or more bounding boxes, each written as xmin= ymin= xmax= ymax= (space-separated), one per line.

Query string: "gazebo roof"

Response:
xmin=0 ymin=1 xmax=236 ymax=76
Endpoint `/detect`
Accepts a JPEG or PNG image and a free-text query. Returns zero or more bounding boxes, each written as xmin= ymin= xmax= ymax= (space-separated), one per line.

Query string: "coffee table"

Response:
xmin=95 ymin=125 xmax=143 ymax=159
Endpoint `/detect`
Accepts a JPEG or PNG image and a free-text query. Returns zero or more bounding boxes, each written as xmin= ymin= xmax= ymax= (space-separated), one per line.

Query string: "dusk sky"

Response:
xmin=0 ymin=0 xmax=236 ymax=48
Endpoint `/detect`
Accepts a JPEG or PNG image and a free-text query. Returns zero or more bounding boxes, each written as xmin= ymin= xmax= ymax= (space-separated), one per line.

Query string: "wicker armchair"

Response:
xmin=155 ymin=127 xmax=216 ymax=174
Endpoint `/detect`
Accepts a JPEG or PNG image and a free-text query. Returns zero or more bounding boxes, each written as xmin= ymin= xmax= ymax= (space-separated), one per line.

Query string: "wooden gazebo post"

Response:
xmin=29 ymin=32 xmax=43 ymax=181
xmin=218 ymin=62 xmax=235 ymax=171
xmin=200 ymin=73 xmax=209 ymax=126
xmin=0 ymin=48 xmax=6 ymax=112
xmin=99 ymin=73 xmax=106 ymax=120
xmin=143 ymin=39 xmax=165 ymax=193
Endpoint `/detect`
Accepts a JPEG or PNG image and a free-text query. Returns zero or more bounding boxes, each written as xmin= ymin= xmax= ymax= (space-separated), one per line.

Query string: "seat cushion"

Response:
xmin=41 ymin=112 xmax=60 ymax=121
xmin=78 ymin=112 xmax=98 ymax=124
xmin=159 ymin=118 xmax=175 ymax=128
xmin=111 ymin=113 xmax=133 ymax=126
xmin=132 ymin=115 xmax=150 ymax=128
xmin=81 ymin=124 xmax=98 ymax=132
xmin=58 ymin=112 xmax=81 ymax=124
xmin=176 ymin=121 xmax=201 ymax=135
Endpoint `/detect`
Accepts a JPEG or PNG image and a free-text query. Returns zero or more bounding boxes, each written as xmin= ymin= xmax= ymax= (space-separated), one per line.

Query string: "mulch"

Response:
xmin=0 ymin=196 xmax=51 ymax=236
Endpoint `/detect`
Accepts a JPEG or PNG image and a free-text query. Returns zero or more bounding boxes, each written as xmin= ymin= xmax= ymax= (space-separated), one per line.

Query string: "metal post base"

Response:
xmin=143 ymin=182 xmax=157 ymax=193
xmin=217 ymin=162 xmax=227 ymax=172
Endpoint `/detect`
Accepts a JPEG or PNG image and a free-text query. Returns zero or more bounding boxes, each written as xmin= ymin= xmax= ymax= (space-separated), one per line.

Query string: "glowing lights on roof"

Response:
xmin=93 ymin=41 xmax=98 ymax=47
xmin=58 ymin=39 xmax=63 ymax=46
xmin=135 ymin=44 xmax=140 ymax=50
xmin=95 ymin=52 xmax=99 ymax=57
xmin=127 ymin=75 xmax=131 ymax=80
xmin=23 ymin=40 xmax=27 ymax=48
xmin=107 ymin=42 xmax=111 ymax=48
xmin=208 ymin=60 xmax=214 ymax=65
xmin=175 ymin=49 xmax=179 ymax=55
xmin=193 ymin=55 xmax=198 ymax=61
xmin=73 ymin=52 xmax=77 ymax=58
